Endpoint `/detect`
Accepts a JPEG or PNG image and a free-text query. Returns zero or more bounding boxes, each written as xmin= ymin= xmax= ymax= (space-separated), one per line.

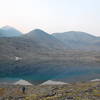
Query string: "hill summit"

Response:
xmin=0 ymin=25 xmax=22 ymax=37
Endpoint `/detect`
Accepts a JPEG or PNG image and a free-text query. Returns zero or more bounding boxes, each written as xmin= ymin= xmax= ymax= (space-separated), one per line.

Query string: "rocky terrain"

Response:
xmin=0 ymin=81 xmax=100 ymax=100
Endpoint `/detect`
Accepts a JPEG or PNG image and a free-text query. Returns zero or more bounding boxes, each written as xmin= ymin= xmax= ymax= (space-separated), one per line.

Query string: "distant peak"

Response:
xmin=34 ymin=29 xmax=43 ymax=31
xmin=33 ymin=29 xmax=46 ymax=33
xmin=29 ymin=28 xmax=48 ymax=35
xmin=2 ymin=25 xmax=14 ymax=30
xmin=0 ymin=25 xmax=22 ymax=37
xmin=1 ymin=25 xmax=22 ymax=33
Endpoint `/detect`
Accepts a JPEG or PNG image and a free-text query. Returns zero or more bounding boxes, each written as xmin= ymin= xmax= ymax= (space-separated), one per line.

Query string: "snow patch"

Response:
xmin=41 ymin=80 xmax=68 ymax=85
xmin=14 ymin=79 xmax=33 ymax=86
xmin=91 ymin=79 xmax=100 ymax=82
xmin=15 ymin=56 xmax=22 ymax=61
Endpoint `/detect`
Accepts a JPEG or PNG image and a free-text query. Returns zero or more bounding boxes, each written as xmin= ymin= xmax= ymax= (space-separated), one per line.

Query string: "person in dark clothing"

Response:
xmin=22 ymin=86 xmax=26 ymax=94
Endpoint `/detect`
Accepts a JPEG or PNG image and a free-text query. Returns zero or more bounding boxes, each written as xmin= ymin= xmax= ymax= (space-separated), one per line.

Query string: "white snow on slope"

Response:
xmin=14 ymin=79 xmax=33 ymax=86
xmin=41 ymin=80 xmax=68 ymax=85
xmin=91 ymin=79 xmax=100 ymax=82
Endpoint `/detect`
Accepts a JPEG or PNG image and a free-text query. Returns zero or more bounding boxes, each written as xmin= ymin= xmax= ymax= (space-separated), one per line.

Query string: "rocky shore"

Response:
xmin=0 ymin=81 xmax=100 ymax=100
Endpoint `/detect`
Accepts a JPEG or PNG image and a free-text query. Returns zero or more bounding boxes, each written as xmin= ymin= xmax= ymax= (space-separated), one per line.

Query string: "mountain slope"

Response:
xmin=52 ymin=31 xmax=100 ymax=50
xmin=0 ymin=29 xmax=100 ymax=83
xmin=24 ymin=29 xmax=68 ymax=50
xmin=0 ymin=26 xmax=22 ymax=37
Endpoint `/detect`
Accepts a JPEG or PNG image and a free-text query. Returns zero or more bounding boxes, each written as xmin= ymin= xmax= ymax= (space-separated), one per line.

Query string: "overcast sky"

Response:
xmin=0 ymin=0 xmax=100 ymax=36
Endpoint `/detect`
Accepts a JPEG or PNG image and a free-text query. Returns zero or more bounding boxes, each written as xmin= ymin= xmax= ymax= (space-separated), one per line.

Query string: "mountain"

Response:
xmin=52 ymin=31 xmax=100 ymax=50
xmin=0 ymin=29 xmax=68 ymax=81
xmin=24 ymin=29 xmax=68 ymax=50
xmin=0 ymin=26 xmax=22 ymax=37
xmin=0 ymin=29 xmax=100 ymax=84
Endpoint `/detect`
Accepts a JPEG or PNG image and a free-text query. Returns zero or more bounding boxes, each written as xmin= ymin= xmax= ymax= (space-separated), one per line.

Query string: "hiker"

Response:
xmin=22 ymin=86 xmax=26 ymax=94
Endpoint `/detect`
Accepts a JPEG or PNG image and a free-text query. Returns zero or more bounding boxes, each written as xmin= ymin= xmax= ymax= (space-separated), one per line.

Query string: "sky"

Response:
xmin=0 ymin=0 xmax=100 ymax=36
